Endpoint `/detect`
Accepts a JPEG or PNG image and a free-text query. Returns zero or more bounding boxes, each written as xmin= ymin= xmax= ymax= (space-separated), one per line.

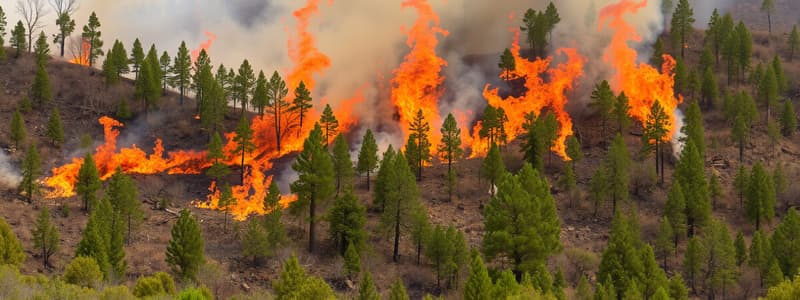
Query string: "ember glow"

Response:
xmin=599 ymin=0 xmax=682 ymax=140
xmin=390 ymin=0 xmax=449 ymax=150
xmin=69 ymin=38 xmax=91 ymax=66
xmin=469 ymin=26 xmax=585 ymax=159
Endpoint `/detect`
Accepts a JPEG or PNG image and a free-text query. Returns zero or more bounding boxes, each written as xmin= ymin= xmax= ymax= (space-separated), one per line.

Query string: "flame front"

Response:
xmin=469 ymin=25 xmax=585 ymax=160
xmin=69 ymin=38 xmax=91 ymax=66
xmin=599 ymin=0 xmax=682 ymax=140
xmin=191 ymin=31 xmax=217 ymax=62
xmin=390 ymin=0 xmax=449 ymax=150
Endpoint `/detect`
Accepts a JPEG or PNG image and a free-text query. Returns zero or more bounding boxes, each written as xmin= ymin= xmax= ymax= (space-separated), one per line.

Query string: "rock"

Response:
xmin=241 ymin=282 xmax=250 ymax=291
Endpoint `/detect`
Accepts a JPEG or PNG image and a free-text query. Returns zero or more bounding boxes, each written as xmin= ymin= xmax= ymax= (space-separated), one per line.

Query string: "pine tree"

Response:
xmin=30 ymin=62 xmax=52 ymax=108
xmin=273 ymin=255 xmax=336 ymax=299
xmin=332 ymin=134 xmax=354 ymax=196
xmin=262 ymin=182 xmax=286 ymax=251
xmin=651 ymin=38 xmax=665 ymax=68
xmin=765 ymin=260 xmax=784 ymax=288
xmin=483 ymin=164 xmax=561 ymax=278
xmin=613 ymin=92 xmax=632 ymax=134
xmin=234 ymin=116 xmax=256 ymax=184
xmin=480 ymin=144 xmax=505 ymax=198
xmin=63 ymin=256 xmax=103 ymax=288
xmin=425 ymin=225 xmax=468 ymax=289
xmin=116 ymin=98 xmax=131 ymax=120
xmin=409 ymin=109 xmax=431 ymax=180
xmin=343 ymin=241 xmax=361 ymax=280
xmin=328 ymin=189 xmax=366 ymax=255
xmin=165 ymin=209 xmax=205 ymax=281
xmin=356 ymin=129 xmax=379 ymax=191
xmin=675 ymin=140 xmax=710 ymax=236
xmin=761 ymin=64 xmax=779 ymax=122
xmin=389 ymin=278 xmax=410 ymax=300
xmin=520 ymin=112 xmax=546 ymax=170
xmin=241 ymin=218 xmax=270 ymax=265
xmin=597 ymin=212 xmax=646 ymax=297
xmin=111 ymin=40 xmax=130 ymax=76
xmin=251 ymin=71 xmax=267 ymax=115
xmin=700 ymin=47 xmax=715 ymax=74
xmin=674 ymin=58 xmax=688 ymax=94
xmin=439 ymin=113 xmax=463 ymax=201
xmin=771 ymin=208 xmax=800 ymax=277
xmin=687 ymin=68 xmax=700 ymax=100
xmin=705 ymin=9 xmax=725 ymax=65
xmin=99 ymin=196 xmax=126 ymax=281
xmin=701 ymin=219 xmax=738 ymax=298
xmin=10 ymin=21 xmax=25 ymax=58
xmin=682 ymin=236 xmax=702 ymax=294
xmin=665 ymin=182 xmax=687 ymax=252
xmin=235 ymin=59 xmax=255 ymax=115
xmin=575 ymin=275 xmax=593 ymax=300
xmin=33 ymin=31 xmax=48 ymax=65
xmin=218 ymin=183 xmax=236 ymax=230
xmin=643 ymin=101 xmax=670 ymax=183
xmin=10 ymin=109 xmax=26 ymax=149
xmin=159 ymin=51 xmax=171 ymax=94
xmin=671 ymin=0 xmax=695 ymax=58
xmin=591 ymin=80 xmax=615 ymax=140
xmin=320 ymin=104 xmax=339 ymax=147
xmin=290 ymin=123 xmax=335 ymax=253
xmin=781 ymin=100 xmax=797 ymax=137
xmin=357 ymin=271 xmax=380 ymax=300
xmin=130 ymin=38 xmax=145 ymax=80
xmin=606 ymin=134 xmax=631 ymax=213
xmin=736 ymin=22 xmax=753 ymax=84
xmin=709 ymin=173 xmax=722 ymax=210
xmin=46 ymin=108 xmax=64 ymax=146
xmin=0 ymin=216 xmax=25 ymax=266
xmin=746 ymin=163 xmax=776 ymax=230
xmin=205 ymin=132 xmax=230 ymax=185
xmin=773 ymin=56 xmax=787 ymax=94
xmin=170 ymin=41 xmax=191 ymax=106
xmin=380 ymin=153 xmax=423 ymax=262
xmin=655 ymin=216 xmax=674 ymax=270
xmin=409 ymin=202 xmax=430 ymax=265
xmin=81 ymin=12 xmax=103 ymax=67
xmin=499 ymin=48 xmax=515 ymax=81
xmin=701 ymin=68 xmax=718 ymax=110
xmin=372 ymin=146 xmax=395 ymax=212
xmin=761 ymin=0 xmax=776 ymax=34
xmin=76 ymin=207 xmax=111 ymax=278
xmin=32 ymin=207 xmax=59 ymax=269
xmin=734 ymin=231 xmax=747 ymax=266
xmin=200 ymin=79 xmax=226 ymax=135
xmin=106 ymin=168 xmax=143 ymax=244
xmin=20 ymin=144 xmax=41 ymax=203
xmin=750 ymin=229 xmax=772 ymax=285
xmin=789 ymin=25 xmax=800 ymax=61
xmin=290 ymin=81 xmax=313 ymax=135
xmin=464 ymin=253 xmax=493 ymax=300
xmin=76 ymin=153 xmax=101 ymax=212
xmin=135 ymin=49 xmax=160 ymax=116
xmin=102 ymin=46 xmax=120 ymax=85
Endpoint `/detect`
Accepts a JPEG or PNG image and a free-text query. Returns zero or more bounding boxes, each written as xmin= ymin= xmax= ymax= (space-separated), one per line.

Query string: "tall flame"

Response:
xmin=599 ymin=0 xmax=682 ymax=139
xmin=469 ymin=25 xmax=585 ymax=159
xmin=69 ymin=38 xmax=91 ymax=66
xmin=390 ymin=0 xmax=449 ymax=150
xmin=191 ymin=31 xmax=217 ymax=63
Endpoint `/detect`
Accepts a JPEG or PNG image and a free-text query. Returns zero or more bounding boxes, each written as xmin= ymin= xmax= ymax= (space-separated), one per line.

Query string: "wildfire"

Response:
xmin=599 ymin=0 xmax=682 ymax=140
xmin=469 ymin=27 xmax=585 ymax=159
xmin=69 ymin=38 xmax=91 ymax=66
xmin=390 ymin=0 xmax=449 ymax=150
xmin=191 ymin=31 xmax=217 ymax=62
xmin=44 ymin=117 xmax=209 ymax=198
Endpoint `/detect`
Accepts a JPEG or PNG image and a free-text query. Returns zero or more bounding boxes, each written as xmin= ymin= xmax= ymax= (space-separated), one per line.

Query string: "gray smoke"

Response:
xmin=0 ymin=151 xmax=22 ymax=189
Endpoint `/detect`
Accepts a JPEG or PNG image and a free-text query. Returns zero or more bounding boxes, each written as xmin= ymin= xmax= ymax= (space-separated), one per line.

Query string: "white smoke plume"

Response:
xmin=0 ymin=151 xmax=22 ymax=189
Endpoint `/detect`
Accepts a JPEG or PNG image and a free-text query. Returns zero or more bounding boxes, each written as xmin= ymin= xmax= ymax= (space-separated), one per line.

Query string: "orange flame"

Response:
xmin=44 ymin=117 xmax=209 ymax=198
xmin=69 ymin=38 xmax=91 ymax=66
xmin=391 ymin=0 xmax=449 ymax=151
xmin=191 ymin=31 xmax=217 ymax=62
xmin=468 ymin=26 xmax=585 ymax=160
xmin=599 ymin=0 xmax=682 ymax=140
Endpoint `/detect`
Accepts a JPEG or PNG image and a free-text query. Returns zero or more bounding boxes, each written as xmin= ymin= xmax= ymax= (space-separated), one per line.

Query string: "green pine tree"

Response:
xmin=205 ymin=132 xmax=230 ymax=185
xmin=76 ymin=207 xmax=111 ymax=278
xmin=320 ymin=104 xmax=339 ymax=147
xmin=675 ymin=140 xmax=710 ymax=236
xmin=665 ymin=182 xmax=687 ymax=252
xmin=380 ymin=153 xmax=423 ymax=262
xmin=0 ymin=216 xmax=25 ymax=266
xmin=332 ymin=133 xmax=354 ymax=196
xmin=234 ymin=116 xmax=256 ymax=184
xmin=343 ymin=241 xmax=361 ymax=280
xmin=746 ymin=163 xmax=776 ymax=230
xmin=76 ymin=153 xmax=101 ymax=212
xmin=170 ymin=41 xmax=191 ymax=106
xmin=20 ymin=144 xmax=41 ymax=203
xmin=10 ymin=109 xmax=26 ymax=149
xmin=290 ymin=123 xmax=335 ymax=253
xmin=481 ymin=143 xmax=505 ymax=198
xmin=32 ymin=207 xmax=59 ymax=269
xmin=671 ymin=0 xmax=695 ymax=58
xmin=165 ymin=209 xmax=205 ymax=281
xmin=218 ymin=183 xmax=235 ymax=230
xmin=762 ymin=0 xmax=776 ymax=34
xmin=290 ymin=81 xmax=313 ymax=135
xmin=613 ymin=92 xmax=632 ymax=135
xmin=81 ymin=12 xmax=103 ymax=67
xmin=781 ymin=100 xmax=797 ymax=137
xmin=409 ymin=109 xmax=431 ymax=180
xmin=771 ymin=208 xmax=800 ymax=277
xmin=273 ymin=254 xmax=335 ymax=300
xmin=33 ymin=31 xmax=48 ymax=65
xmin=30 ymin=62 xmax=52 ymax=108
xmin=655 ymin=216 xmax=674 ymax=270
xmin=328 ymin=189 xmax=367 ymax=255
xmin=682 ymin=236 xmax=703 ymax=294
xmin=106 ymin=168 xmax=143 ymax=244
xmin=734 ymin=231 xmax=747 ymax=266
xmin=499 ymin=48 xmax=515 ymax=81
xmin=590 ymin=80 xmax=615 ymax=140
xmin=389 ymin=278 xmax=410 ymax=300
xmin=251 ymin=71 xmax=268 ymax=115
xmin=356 ymin=129 xmax=379 ymax=191
xmin=439 ymin=113 xmax=463 ymax=201
xmin=789 ymin=25 xmax=800 ymax=61
xmin=10 ymin=21 xmax=25 ymax=58
xmin=357 ymin=271 xmax=380 ymax=300
xmin=46 ymin=108 xmax=64 ymax=146
xmin=372 ymin=146 xmax=395 ymax=212
xmin=464 ymin=253 xmax=493 ymax=300
xmin=701 ymin=219 xmax=738 ymax=298
xmin=241 ymin=218 xmax=270 ymax=265
xmin=750 ymin=229 xmax=772 ymax=285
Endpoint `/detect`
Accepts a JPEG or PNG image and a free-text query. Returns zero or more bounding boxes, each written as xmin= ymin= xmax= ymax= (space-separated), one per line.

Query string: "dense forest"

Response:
xmin=1 ymin=0 xmax=800 ymax=299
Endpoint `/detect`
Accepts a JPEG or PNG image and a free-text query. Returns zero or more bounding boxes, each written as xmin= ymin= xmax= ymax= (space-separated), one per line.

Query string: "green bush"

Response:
xmin=63 ymin=256 xmax=103 ymax=288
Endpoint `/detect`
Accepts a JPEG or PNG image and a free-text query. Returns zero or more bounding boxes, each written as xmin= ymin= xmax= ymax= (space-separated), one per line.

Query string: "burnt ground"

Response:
xmin=1 ymin=10 xmax=800 ymax=298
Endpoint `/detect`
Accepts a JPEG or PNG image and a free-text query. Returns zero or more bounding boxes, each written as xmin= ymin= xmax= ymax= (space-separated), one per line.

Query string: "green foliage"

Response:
xmin=761 ymin=64 xmax=780 ymax=119
xmin=343 ymin=242 xmax=361 ymax=280
xmin=483 ymin=163 xmax=561 ymax=276
xmin=654 ymin=216 xmax=674 ymax=269
xmin=764 ymin=275 xmax=800 ymax=299
xmin=766 ymin=260 xmax=785 ymax=288
xmin=597 ymin=212 xmax=650 ymax=297
xmin=372 ymin=146 xmax=395 ymax=211
xmin=499 ymin=48 xmax=515 ymax=81
xmin=613 ymin=92 xmax=632 ymax=135
xmin=590 ymin=80 xmax=615 ymax=139
xmin=773 ymin=56 xmax=787 ymax=94
xmin=107 ymin=168 xmax=142 ymax=243
xmin=30 ymin=62 xmax=52 ymax=108
xmin=205 ymin=132 xmax=230 ymax=183
xmin=705 ymin=9 xmax=727 ymax=63
xmin=746 ymin=163 xmax=776 ymax=229
xmin=32 ymin=207 xmax=59 ymax=268
xmin=234 ymin=116 xmax=256 ymax=182
xmin=409 ymin=109 xmax=432 ymax=179
xmin=76 ymin=207 xmax=111 ymax=278
xmin=439 ymin=113 xmax=463 ymax=201
xmin=0 ymin=217 xmax=24 ymax=266
xmin=133 ymin=272 xmax=176 ymax=298
xmin=10 ymin=21 xmax=25 ymax=58
xmin=670 ymin=0 xmax=695 ymax=57
xmin=425 ymin=225 xmax=468 ymax=289
xmin=20 ymin=144 xmax=41 ymax=202
xmin=520 ymin=3 xmax=560 ymax=57
xmin=328 ymin=190 xmax=367 ymax=255
xmin=789 ymin=25 xmax=800 ymax=61
xmin=379 ymin=153 xmax=423 ymax=262
xmin=10 ymin=109 xmax=25 ymax=148
xmin=332 ymin=134 xmax=354 ymax=195
xmin=650 ymin=38 xmax=665 ymax=68
xmin=290 ymin=123 xmax=335 ymax=252
xmin=409 ymin=204 xmax=430 ymax=265
xmin=46 ymin=108 xmax=64 ymax=146
xmin=357 ymin=271 xmax=380 ymax=300
xmin=273 ymin=255 xmax=335 ymax=300
xmin=33 ymin=31 xmax=48 ymax=65
xmin=241 ymin=218 xmax=271 ymax=265
xmin=700 ymin=219 xmax=738 ymax=296
xmin=116 ymin=98 xmax=131 ymax=120
xmin=171 ymin=41 xmax=192 ymax=105
xmin=81 ymin=12 xmax=104 ymax=67
xmin=166 ymin=209 xmax=205 ymax=281
xmin=675 ymin=140 xmax=709 ymax=236
xmin=63 ymin=256 xmax=103 ymax=288
xmin=575 ymin=275 xmax=593 ymax=300
xmin=265 ymin=71 xmax=290 ymax=152
xmin=389 ymin=278 xmax=410 ymax=300
xmin=520 ymin=111 xmax=556 ymax=171
xmin=356 ymin=129 xmax=379 ymax=190
xmin=781 ymin=100 xmax=797 ymax=137
xmin=682 ymin=236 xmax=702 ymax=293
xmin=734 ymin=231 xmax=747 ymax=266
xmin=464 ymin=253 xmax=493 ymax=300
xmin=481 ymin=144 xmax=505 ymax=197
xmin=668 ymin=274 xmax=689 ymax=300
xmin=700 ymin=67 xmax=718 ymax=109
xmin=750 ymin=229 xmax=773 ymax=282
xmin=290 ymin=80 xmax=313 ymax=134
xmin=320 ymin=104 xmax=339 ymax=146
xmin=234 ymin=59 xmax=255 ymax=113
xmin=772 ymin=208 xmax=800 ymax=277
xmin=604 ymin=134 xmax=631 ymax=213
xmin=135 ymin=47 xmax=161 ymax=114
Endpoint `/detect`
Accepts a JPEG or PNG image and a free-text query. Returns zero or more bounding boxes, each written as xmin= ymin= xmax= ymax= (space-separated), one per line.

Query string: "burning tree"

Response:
xmin=81 ymin=12 xmax=103 ymax=67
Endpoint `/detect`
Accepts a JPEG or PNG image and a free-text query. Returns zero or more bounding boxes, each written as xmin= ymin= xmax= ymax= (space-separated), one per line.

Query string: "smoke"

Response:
xmin=0 ymin=151 xmax=22 ymax=189
xmin=671 ymin=108 xmax=687 ymax=159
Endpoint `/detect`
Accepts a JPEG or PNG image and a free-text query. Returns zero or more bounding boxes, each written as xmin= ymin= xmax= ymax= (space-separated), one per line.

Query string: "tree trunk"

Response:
xmin=416 ymin=241 xmax=422 ymax=265
xmin=309 ymin=191 xmax=316 ymax=253
xmin=241 ymin=150 xmax=246 ymax=184
xmin=393 ymin=203 xmax=401 ymax=262
xmin=366 ymin=170 xmax=371 ymax=191
xmin=447 ymin=159 xmax=452 ymax=201
xmin=60 ymin=32 xmax=66 ymax=57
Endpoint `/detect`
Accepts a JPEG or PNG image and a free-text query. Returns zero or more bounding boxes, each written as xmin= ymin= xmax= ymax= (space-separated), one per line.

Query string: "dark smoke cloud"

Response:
xmin=225 ymin=0 xmax=278 ymax=29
